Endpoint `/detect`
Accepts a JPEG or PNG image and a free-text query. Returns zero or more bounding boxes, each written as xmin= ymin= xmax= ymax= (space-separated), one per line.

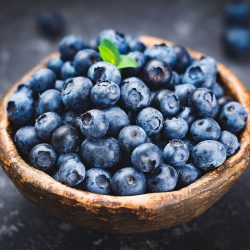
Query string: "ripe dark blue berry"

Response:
xmin=81 ymin=137 xmax=121 ymax=168
xmin=35 ymin=112 xmax=62 ymax=141
xmin=47 ymin=57 xmax=63 ymax=78
xmin=61 ymin=61 xmax=77 ymax=80
xmin=125 ymin=35 xmax=146 ymax=52
xmin=88 ymin=61 xmax=121 ymax=85
xmin=30 ymin=68 xmax=56 ymax=94
xmin=219 ymin=130 xmax=240 ymax=156
xmin=118 ymin=125 xmax=147 ymax=152
xmin=131 ymin=143 xmax=162 ymax=172
xmin=189 ymin=88 xmax=218 ymax=118
xmin=58 ymin=158 xmax=85 ymax=187
xmin=57 ymin=153 xmax=81 ymax=167
xmin=143 ymin=60 xmax=172 ymax=90
xmin=120 ymin=77 xmax=150 ymax=111
xmin=90 ymin=80 xmax=120 ymax=108
xmin=219 ymin=101 xmax=247 ymax=133
xmin=163 ymin=117 xmax=188 ymax=140
xmin=103 ymin=106 xmax=130 ymax=136
xmin=175 ymin=164 xmax=201 ymax=187
xmin=84 ymin=168 xmax=111 ymax=194
xmin=79 ymin=109 xmax=109 ymax=138
xmin=36 ymin=89 xmax=64 ymax=116
xmin=52 ymin=125 xmax=80 ymax=153
xmin=144 ymin=44 xmax=177 ymax=66
xmin=59 ymin=34 xmax=85 ymax=61
xmin=14 ymin=126 xmax=40 ymax=155
xmin=164 ymin=140 xmax=189 ymax=166
xmin=62 ymin=77 xmax=93 ymax=113
xmin=111 ymin=167 xmax=146 ymax=196
xmin=191 ymin=140 xmax=227 ymax=170
xmin=136 ymin=107 xmax=163 ymax=136
xmin=29 ymin=143 xmax=57 ymax=172
xmin=147 ymin=164 xmax=178 ymax=192
xmin=190 ymin=118 xmax=221 ymax=142
xmin=153 ymin=90 xmax=180 ymax=117
xmin=73 ymin=49 xmax=101 ymax=75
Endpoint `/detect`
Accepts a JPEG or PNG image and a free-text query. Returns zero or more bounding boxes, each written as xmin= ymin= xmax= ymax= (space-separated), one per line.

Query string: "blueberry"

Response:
xmin=172 ymin=44 xmax=192 ymax=73
xmin=147 ymin=164 xmax=178 ymax=192
xmin=131 ymin=143 xmax=162 ymax=172
xmin=153 ymin=90 xmax=180 ymax=117
xmin=118 ymin=125 xmax=147 ymax=152
xmin=87 ymin=38 xmax=98 ymax=50
xmin=190 ymin=118 xmax=221 ymax=142
xmin=28 ymin=143 xmax=57 ymax=172
xmin=191 ymin=140 xmax=227 ymax=170
xmin=30 ymin=68 xmax=56 ymax=94
xmin=87 ymin=61 xmax=121 ymax=85
xmin=219 ymin=101 xmax=247 ymax=133
xmin=103 ymin=106 xmax=130 ymax=136
xmin=84 ymin=168 xmax=111 ymax=194
xmin=73 ymin=49 xmax=101 ymax=75
xmin=79 ymin=109 xmax=109 ymax=138
xmin=14 ymin=126 xmax=40 ymax=155
xmin=81 ymin=137 xmax=121 ymax=168
xmin=183 ymin=139 xmax=195 ymax=152
xmin=189 ymin=88 xmax=218 ymax=118
xmin=219 ymin=130 xmax=240 ymax=156
xmin=175 ymin=164 xmax=201 ymax=187
xmin=62 ymin=111 xmax=78 ymax=127
xmin=136 ymin=107 xmax=163 ymax=136
xmin=62 ymin=77 xmax=93 ymax=113
xmin=120 ymin=77 xmax=150 ymax=111
xmin=52 ymin=125 xmax=80 ymax=153
xmin=211 ymin=82 xmax=224 ymax=98
xmin=58 ymin=158 xmax=85 ymax=187
xmin=47 ymin=57 xmax=63 ymax=78
xmin=224 ymin=2 xmax=250 ymax=26
xmin=59 ymin=34 xmax=85 ymax=61
xmin=169 ymin=71 xmax=181 ymax=89
xmin=143 ymin=60 xmax=172 ymax=89
xmin=61 ymin=61 xmax=77 ymax=80
xmin=125 ymin=35 xmax=146 ymax=52
xmin=163 ymin=140 xmax=189 ymax=166
xmin=223 ymin=27 xmax=250 ymax=58
xmin=36 ymin=89 xmax=64 ymax=116
xmin=38 ymin=10 xmax=65 ymax=37
xmin=177 ymin=106 xmax=195 ymax=126
xmin=111 ymin=167 xmax=146 ymax=196
xmin=90 ymin=80 xmax=120 ymax=108
xmin=182 ymin=57 xmax=217 ymax=87
xmin=55 ymin=80 xmax=65 ymax=91
xmin=122 ymin=51 xmax=146 ymax=77
xmin=163 ymin=117 xmax=188 ymax=140
xmin=57 ymin=153 xmax=81 ymax=166
xmin=7 ymin=86 xmax=35 ymax=126
xmin=35 ymin=112 xmax=62 ymax=141
xmin=98 ymin=29 xmax=129 ymax=54
xmin=144 ymin=44 xmax=177 ymax=66
xmin=175 ymin=83 xmax=196 ymax=106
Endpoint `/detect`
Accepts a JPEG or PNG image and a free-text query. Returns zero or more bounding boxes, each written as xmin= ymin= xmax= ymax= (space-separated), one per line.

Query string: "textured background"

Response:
xmin=0 ymin=0 xmax=250 ymax=249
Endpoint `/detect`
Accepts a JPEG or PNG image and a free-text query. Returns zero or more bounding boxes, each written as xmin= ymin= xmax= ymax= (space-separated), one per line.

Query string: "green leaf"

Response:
xmin=98 ymin=45 xmax=117 ymax=65
xmin=99 ymin=39 xmax=121 ymax=65
xmin=117 ymin=55 xmax=138 ymax=69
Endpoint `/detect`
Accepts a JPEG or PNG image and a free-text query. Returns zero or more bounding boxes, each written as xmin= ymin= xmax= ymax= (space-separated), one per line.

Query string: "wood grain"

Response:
xmin=0 ymin=36 xmax=249 ymax=234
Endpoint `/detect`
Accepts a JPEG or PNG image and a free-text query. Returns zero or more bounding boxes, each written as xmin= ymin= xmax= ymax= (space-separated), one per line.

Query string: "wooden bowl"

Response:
xmin=0 ymin=36 xmax=249 ymax=235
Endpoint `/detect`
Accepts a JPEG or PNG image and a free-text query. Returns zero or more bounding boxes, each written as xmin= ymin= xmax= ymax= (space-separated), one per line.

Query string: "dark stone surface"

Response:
xmin=0 ymin=0 xmax=249 ymax=249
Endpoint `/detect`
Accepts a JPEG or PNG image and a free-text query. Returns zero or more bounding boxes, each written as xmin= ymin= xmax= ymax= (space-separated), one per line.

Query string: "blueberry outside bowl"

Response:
xmin=0 ymin=36 xmax=249 ymax=234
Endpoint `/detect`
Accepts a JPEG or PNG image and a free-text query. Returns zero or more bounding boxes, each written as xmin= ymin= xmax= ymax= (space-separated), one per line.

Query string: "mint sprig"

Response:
xmin=98 ymin=39 xmax=138 ymax=69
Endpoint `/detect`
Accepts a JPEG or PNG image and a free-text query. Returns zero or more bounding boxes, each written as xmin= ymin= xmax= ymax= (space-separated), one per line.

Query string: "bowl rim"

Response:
xmin=0 ymin=36 xmax=249 ymax=211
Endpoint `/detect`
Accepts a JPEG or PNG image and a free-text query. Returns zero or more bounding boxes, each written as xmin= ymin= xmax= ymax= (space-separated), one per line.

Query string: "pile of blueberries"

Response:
xmin=223 ymin=1 xmax=250 ymax=58
xmin=7 ymin=29 xmax=248 ymax=196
